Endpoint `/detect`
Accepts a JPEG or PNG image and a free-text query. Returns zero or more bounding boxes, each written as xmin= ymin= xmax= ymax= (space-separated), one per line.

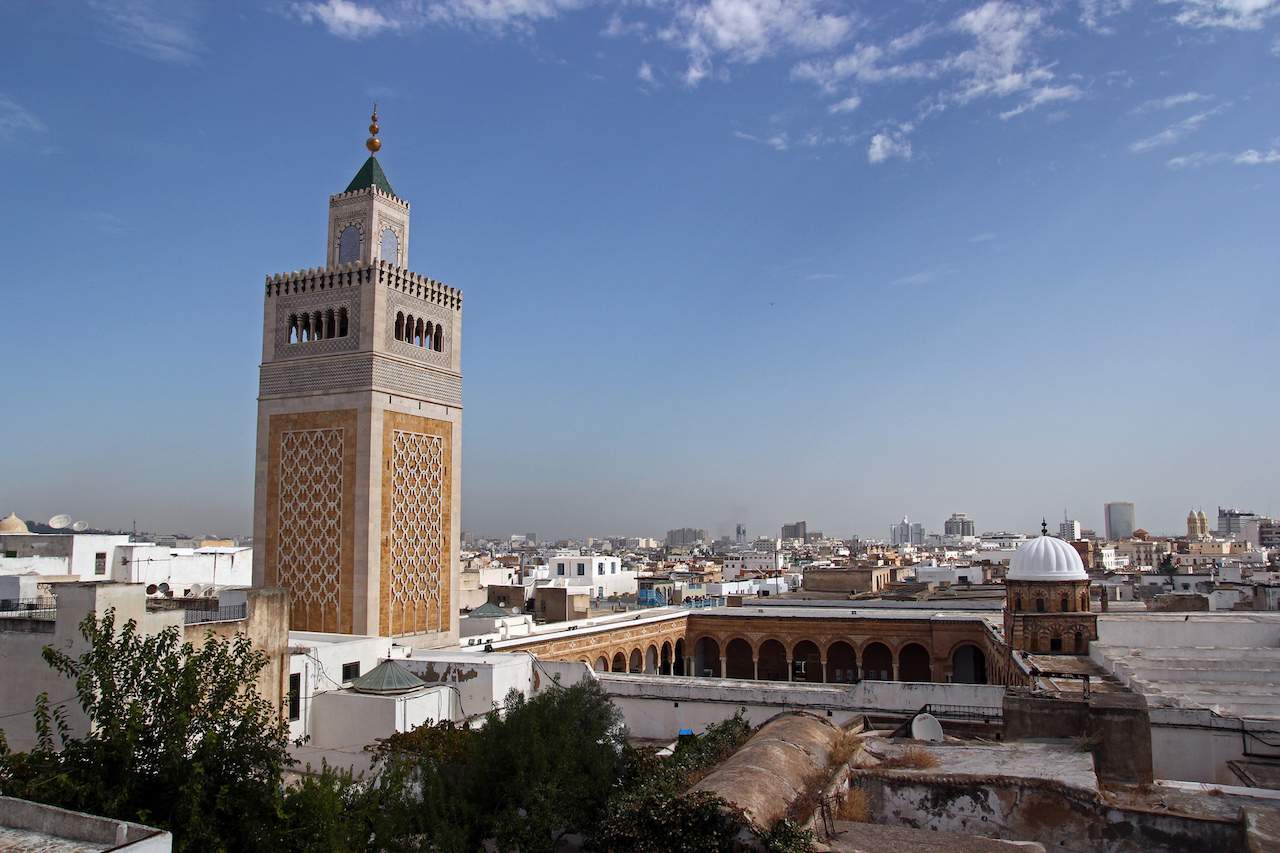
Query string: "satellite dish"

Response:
xmin=157 ymin=582 xmax=170 ymax=595
xmin=910 ymin=713 xmax=944 ymax=742
xmin=146 ymin=584 xmax=158 ymax=595
xmin=48 ymin=514 xmax=72 ymax=529
xmin=71 ymin=521 xmax=88 ymax=532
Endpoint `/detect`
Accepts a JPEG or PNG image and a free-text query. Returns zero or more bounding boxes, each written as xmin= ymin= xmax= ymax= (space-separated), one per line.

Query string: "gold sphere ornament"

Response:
xmin=366 ymin=137 xmax=381 ymax=153
xmin=365 ymin=103 xmax=382 ymax=154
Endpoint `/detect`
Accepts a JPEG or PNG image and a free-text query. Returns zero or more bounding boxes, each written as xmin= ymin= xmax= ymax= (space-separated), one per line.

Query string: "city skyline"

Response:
xmin=2 ymin=1 xmax=1278 ymax=539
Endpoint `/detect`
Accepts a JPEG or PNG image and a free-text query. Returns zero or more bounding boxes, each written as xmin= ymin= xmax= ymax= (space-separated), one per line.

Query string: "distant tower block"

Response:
xmin=252 ymin=109 xmax=462 ymax=645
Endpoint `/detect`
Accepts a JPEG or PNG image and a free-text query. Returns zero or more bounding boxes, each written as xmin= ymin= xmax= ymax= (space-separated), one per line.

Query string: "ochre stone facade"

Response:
xmin=379 ymin=411 xmax=452 ymax=636
xmin=264 ymin=409 xmax=359 ymax=633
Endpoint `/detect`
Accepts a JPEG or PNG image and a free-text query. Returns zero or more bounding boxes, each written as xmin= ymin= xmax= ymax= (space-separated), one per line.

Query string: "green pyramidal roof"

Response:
xmin=467 ymin=602 xmax=511 ymax=619
xmin=349 ymin=659 xmax=425 ymax=695
xmin=345 ymin=156 xmax=396 ymax=196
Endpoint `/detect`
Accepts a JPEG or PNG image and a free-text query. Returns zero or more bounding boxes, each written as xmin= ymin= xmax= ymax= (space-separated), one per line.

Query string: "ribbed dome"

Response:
xmin=1007 ymin=535 xmax=1087 ymax=582
xmin=0 ymin=513 xmax=29 ymax=534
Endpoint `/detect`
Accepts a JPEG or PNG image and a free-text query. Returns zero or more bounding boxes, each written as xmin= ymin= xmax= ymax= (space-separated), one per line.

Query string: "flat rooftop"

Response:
xmin=861 ymin=737 xmax=1099 ymax=793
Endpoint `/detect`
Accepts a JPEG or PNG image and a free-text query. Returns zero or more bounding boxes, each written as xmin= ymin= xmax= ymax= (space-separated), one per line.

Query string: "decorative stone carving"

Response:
xmin=276 ymin=428 xmax=343 ymax=612
xmin=386 ymin=429 xmax=447 ymax=634
xmin=272 ymin=290 xmax=360 ymax=359
xmin=259 ymin=355 xmax=461 ymax=406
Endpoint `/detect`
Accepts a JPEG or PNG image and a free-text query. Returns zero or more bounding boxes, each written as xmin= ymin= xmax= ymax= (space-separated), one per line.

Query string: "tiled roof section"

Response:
xmin=345 ymin=156 xmax=395 ymax=196
xmin=349 ymin=659 xmax=425 ymax=695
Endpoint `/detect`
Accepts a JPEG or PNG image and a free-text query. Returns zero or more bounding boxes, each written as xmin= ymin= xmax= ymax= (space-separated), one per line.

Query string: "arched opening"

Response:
xmin=1075 ymin=631 xmax=1084 ymax=652
xmin=338 ymin=224 xmax=360 ymax=264
xmin=611 ymin=652 xmax=626 ymax=673
xmin=793 ymin=640 xmax=822 ymax=683
xmin=313 ymin=312 xmax=323 ymax=340
xmin=694 ymin=637 xmax=720 ymax=677
xmin=863 ymin=642 xmax=893 ymax=681
xmin=673 ymin=638 xmax=686 ymax=676
xmin=415 ymin=318 xmax=425 ymax=347
xmin=645 ymin=644 xmax=658 ymax=674
xmin=828 ymin=641 xmax=858 ymax=683
xmin=424 ymin=321 xmax=434 ymax=348
xmin=405 ymin=314 xmax=415 ymax=345
xmin=300 ymin=314 xmax=312 ymax=342
xmin=629 ymin=648 xmax=643 ymax=673
xmin=433 ymin=325 xmax=443 ymax=351
xmin=951 ymin=644 xmax=987 ymax=684
xmin=1050 ymin=635 xmax=1063 ymax=653
xmin=380 ymin=227 xmax=398 ymax=263
xmin=899 ymin=643 xmax=932 ymax=682
xmin=338 ymin=307 xmax=349 ymax=337
xmin=660 ymin=641 xmax=673 ymax=675
xmin=325 ymin=308 xmax=335 ymax=339
xmin=395 ymin=311 xmax=405 ymax=341
xmin=757 ymin=639 xmax=788 ymax=681
xmin=288 ymin=315 xmax=298 ymax=344
xmin=594 ymin=656 xmax=608 ymax=672
xmin=725 ymin=638 xmax=754 ymax=679
xmin=1080 ymin=591 xmax=1089 ymax=611
xmin=1061 ymin=595 xmax=1070 ymax=612
xmin=1035 ymin=597 xmax=1046 ymax=613
xmin=1014 ymin=594 xmax=1022 ymax=611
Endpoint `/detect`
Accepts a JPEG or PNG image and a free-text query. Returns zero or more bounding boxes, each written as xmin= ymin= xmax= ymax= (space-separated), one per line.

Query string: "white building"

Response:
xmin=722 ymin=551 xmax=785 ymax=580
xmin=546 ymin=553 xmax=636 ymax=599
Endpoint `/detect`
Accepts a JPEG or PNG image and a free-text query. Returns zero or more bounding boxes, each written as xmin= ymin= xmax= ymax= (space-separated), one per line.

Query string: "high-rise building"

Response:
xmin=944 ymin=513 xmax=976 ymax=537
xmin=735 ymin=524 xmax=747 ymax=545
xmin=1217 ymin=507 xmax=1256 ymax=540
xmin=665 ymin=527 xmax=706 ymax=547
xmin=1059 ymin=518 xmax=1081 ymax=541
xmin=1103 ymin=502 xmax=1136 ymax=540
xmin=252 ymin=111 xmax=462 ymax=644
xmin=781 ymin=521 xmax=808 ymax=542
xmin=890 ymin=517 xmax=923 ymax=546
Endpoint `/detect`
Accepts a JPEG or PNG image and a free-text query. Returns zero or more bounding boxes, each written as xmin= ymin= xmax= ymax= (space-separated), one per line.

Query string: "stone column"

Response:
xmin=786 ymin=656 xmax=793 ymax=681
xmin=752 ymin=655 xmax=759 ymax=680
xmin=685 ymin=656 xmax=694 ymax=676
xmin=820 ymin=658 xmax=828 ymax=683
xmin=718 ymin=656 xmax=726 ymax=678
xmin=891 ymin=661 xmax=900 ymax=681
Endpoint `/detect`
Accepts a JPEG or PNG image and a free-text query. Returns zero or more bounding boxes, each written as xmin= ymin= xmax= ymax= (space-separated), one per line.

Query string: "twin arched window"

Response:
xmin=394 ymin=311 xmax=443 ymax=351
xmin=287 ymin=307 xmax=349 ymax=344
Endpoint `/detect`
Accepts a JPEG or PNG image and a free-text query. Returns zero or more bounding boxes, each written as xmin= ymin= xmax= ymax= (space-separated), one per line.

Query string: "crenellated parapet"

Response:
xmin=265 ymin=260 xmax=461 ymax=310
xmin=329 ymin=183 xmax=409 ymax=209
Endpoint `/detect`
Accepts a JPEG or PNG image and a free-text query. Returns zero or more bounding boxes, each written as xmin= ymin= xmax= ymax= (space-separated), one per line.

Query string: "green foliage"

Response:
xmin=1157 ymin=553 xmax=1176 ymax=576
xmin=592 ymin=788 xmax=747 ymax=852
xmin=0 ymin=609 xmax=291 ymax=852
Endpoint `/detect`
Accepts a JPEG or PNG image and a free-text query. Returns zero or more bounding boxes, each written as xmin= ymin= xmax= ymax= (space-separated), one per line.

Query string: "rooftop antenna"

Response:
xmin=1041 ymin=518 xmax=1048 ymax=537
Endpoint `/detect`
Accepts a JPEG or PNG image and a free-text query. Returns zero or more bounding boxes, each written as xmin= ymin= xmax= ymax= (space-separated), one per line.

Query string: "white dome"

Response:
xmin=1007 ymin=535 xmax=1087 ymax=582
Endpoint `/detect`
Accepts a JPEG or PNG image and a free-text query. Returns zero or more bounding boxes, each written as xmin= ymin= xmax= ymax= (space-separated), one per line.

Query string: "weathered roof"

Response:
xmin=344 ymin=156 xmax=395 ymax=196
xmin=467 ymin=602 xmax=511 ymax=619
xmin=349 ymin=659 xmax=424 ymax=695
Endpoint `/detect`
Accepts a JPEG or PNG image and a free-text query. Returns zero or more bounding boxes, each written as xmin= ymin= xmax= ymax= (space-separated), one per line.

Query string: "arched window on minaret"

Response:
xmin=1035 ymin=597 xmax=1045 ymax=613
xmin=424 ymin=321 xmax=434 ymax=348
xmin=405 ymin=314 xmax=414 ymax=344
xmin=1014 ymin=594 xmax=1022 ymax=611
xmin=395 ymin=312 xmax=405 ymax=341
xmin=288 ymin=315 xmax=298 ymax=344
xmin=414 ymin=318 xmax=425 ymax=347
xmin=380 ymin=227 xmax=398 ymax=264
xmin=433 ymin=324 xmax=442 ymax=352
xmin=338 ymin=307 xmax=349 ymax=337
xmin=300 ymin=314 xmax=311 ymax=342
xmin=1080 ymin=591 xmax=1088 ymax=611
xmin=325 ymin=308 xmax=335 ymax=340
xmin=339 ymin=225 xmax=361 ymax=264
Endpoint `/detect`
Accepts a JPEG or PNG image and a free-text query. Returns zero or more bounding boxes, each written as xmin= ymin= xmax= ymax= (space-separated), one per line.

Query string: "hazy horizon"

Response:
xmin=3 ymin=1 xmax=1277 ymax=542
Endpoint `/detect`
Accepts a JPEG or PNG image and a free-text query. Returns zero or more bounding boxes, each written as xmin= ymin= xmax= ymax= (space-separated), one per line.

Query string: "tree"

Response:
xmin=0 ymin=609 xmax=291 ymax=852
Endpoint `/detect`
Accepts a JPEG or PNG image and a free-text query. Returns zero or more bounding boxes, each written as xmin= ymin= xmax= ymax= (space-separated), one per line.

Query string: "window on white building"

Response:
xmin=557 ymin=564 xmax=565 ymax=576
xmin=577 ymin=563 xmax=585 ymax=575
xmin=288 ymin=673 xmax=301 ymax=721
xmin=597 ymin=564 xmax=604 ymax=575
xmin=341 ymin=662 xmax=360 ymax=682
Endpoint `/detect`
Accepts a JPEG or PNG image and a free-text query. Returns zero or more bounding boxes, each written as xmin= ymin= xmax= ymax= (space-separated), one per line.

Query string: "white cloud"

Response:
xmin=999 ymin=84 xmax=1084 ymax=120
xmin=1079 ymin=0 xmax=1134 ymax=33
xmin=88 ymin=0 xmax=203 ymax=63
xmin=602 ymin=13 xmax=646 ymax=38
xmin=1236 ymin=147 xmax=1280 ymax=164
xmin=292 ymin=0 xmax=397 ymax=38
xmin=1129 ymin=106 xmax=1226 ymax=153
xmin=733 ymin=129 xmax=789 ymax=151
xmin=637 ymin=61 xmax=656 ymax=84
xmin=668 ymin=0 xmax=856 ymax=87
xmin=1131 ymin=91 xmax=1212 ymax=113
xmin=827 ymin=94 xmax=861 ymax=114
xmin=0 ymin=94 xmax=45 ymax=143
xmin=868 ymin=130 xmax=912 ymax=163
xmin=1159 ymin=0 xmax=1280 ymax=30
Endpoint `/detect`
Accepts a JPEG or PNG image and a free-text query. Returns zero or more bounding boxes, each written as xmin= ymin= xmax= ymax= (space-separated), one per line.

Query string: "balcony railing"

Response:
xmin=183 ymin=603 xmax=247 ymax=625
xmin=0 ymin=597 xmax=57 ymax=620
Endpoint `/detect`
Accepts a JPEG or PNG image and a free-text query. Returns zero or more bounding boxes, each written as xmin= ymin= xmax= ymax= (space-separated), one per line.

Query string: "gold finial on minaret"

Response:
xmin=366 ymin=104 xmax=381 ymax=154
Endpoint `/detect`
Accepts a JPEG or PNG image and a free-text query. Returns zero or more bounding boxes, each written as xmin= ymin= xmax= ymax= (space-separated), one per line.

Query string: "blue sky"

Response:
xmin=1 ymin=0 xmax=1277 ymax=540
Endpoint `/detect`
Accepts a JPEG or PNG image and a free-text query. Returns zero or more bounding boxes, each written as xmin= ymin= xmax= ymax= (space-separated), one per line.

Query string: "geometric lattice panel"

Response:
xmin=277 ymin=428 xmax=343 ymax=610
xmin=387 ymin=430 xmax=445 ymax=633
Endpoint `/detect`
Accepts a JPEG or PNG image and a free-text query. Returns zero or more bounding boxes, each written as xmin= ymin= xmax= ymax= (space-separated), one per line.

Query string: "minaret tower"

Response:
xmin=252 ymin=109 xmax=462 ymax=645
